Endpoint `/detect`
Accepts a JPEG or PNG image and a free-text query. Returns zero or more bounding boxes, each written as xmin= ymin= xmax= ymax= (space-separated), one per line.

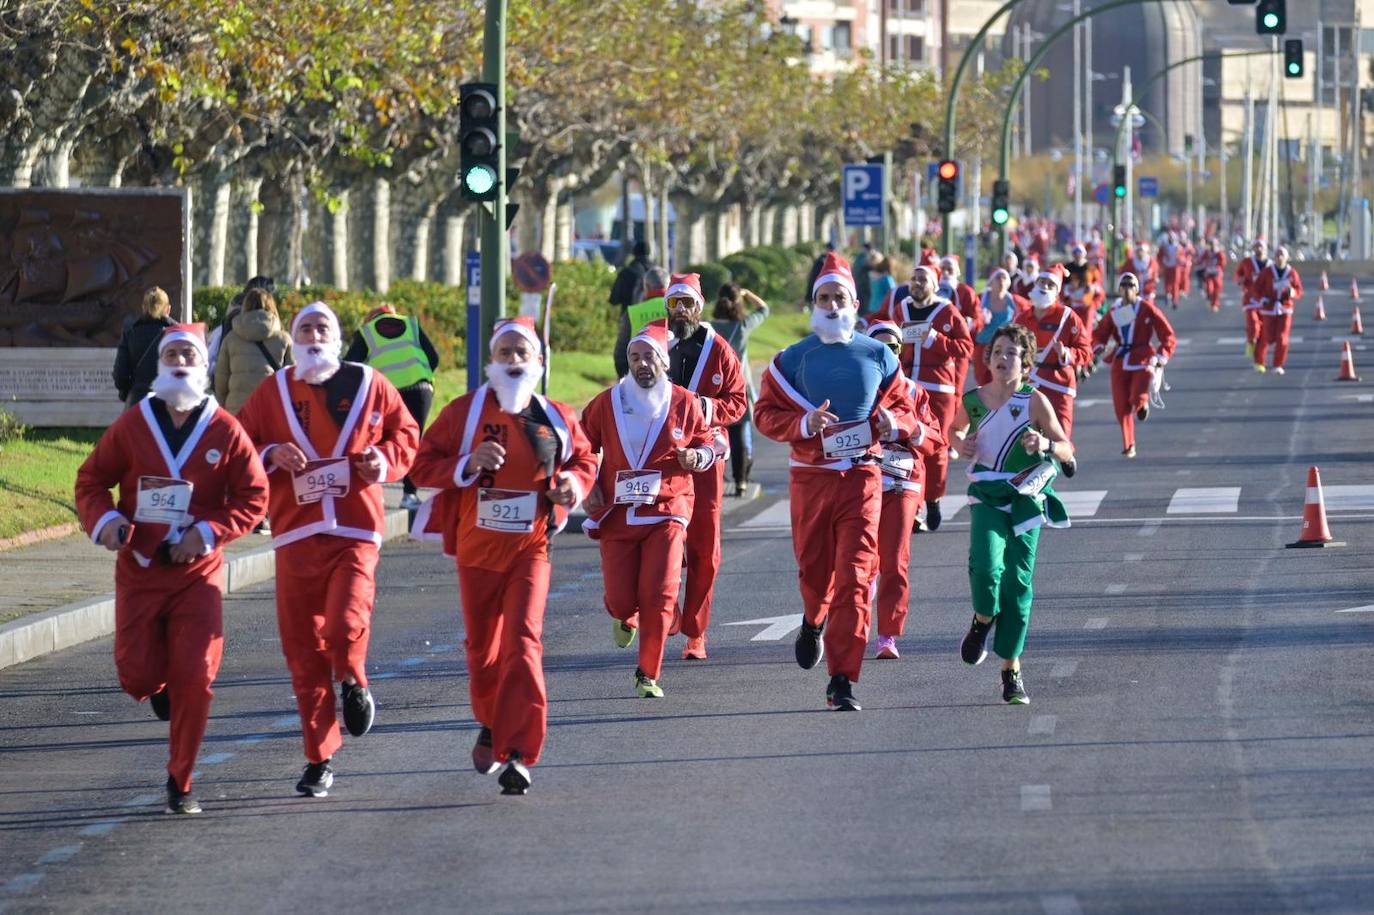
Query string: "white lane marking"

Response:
xmin=1339 ymin=394 xmax=1374 ymax=402
xmin=1058 ymin=490 xmax=1107 ymax=517
xmin=121 ymin=794 xmax=159 ymax=808
xmin=1168 ymin=487 xmax=1241 ymax=514
xmin=1085 ymin=618 xmax=1108 ymax=629
xmin=199 ymin=752 xmax=234 ymax=765
xmin=942 ymin=494 xmax=970 ymax=519
xmin=740 ymin=501 xmax=793 ymax=528
xmin=725 ymin=614 xmax=803 ymax=641
xmin=238 ymin=735 xmax=269 ymax=746
xmin=74 ymin=711 xmax=101 ymax=716
xmin=579 ymin=572 xmax=601 ymax=580
xmin=3 ymin=874 xmax=43 ymax=894
xmin=1021 ymin=784 xmax=1053 ymax=811
xmin=270 ymin=715 xmax=299 ymax=729
xmin=1028 ymin=714 xmax=1057 ymax=736
xmin=1185 ymin=451 xmax=1201 ymax=458
xmin=35 ymin=846 xmax=81 ymax=866
xmin=429 ymin=643 xmax=456 ymax=653
xmin=1123 ymin=553 xmax=1144 ymax=562
xmin=1041 ymin=895 xmax=1084 ymax=915
xmin=1335 ymin=605 xmax=1374 ymax=614
xmin=1137 ymin=520 xmax=1161 ymax=536
xmin=77 ymin=820 xmax=124 ymax=837
xmin=1050 ymin=660 xmax=1079 ymax=678
xmin=1175 ymin=469 xmax=1194 ymax=475
xmin=400 ymin=657 xmax=426 ymax=667
xmin=1217 ymin=336 xmax=1247 ymax=345
xmin=1105 ymin=583 xmax=1128 ymax=595
xmin=372 ymin=671 xmax=399 ymax=680
xmin=1174 ymin=337 xmax=1192 ymax=347
xmin=1075 ymin=399 xmax=1102 ymax=409
xmin=1326 ymin=485 xmax=1374 ymax=511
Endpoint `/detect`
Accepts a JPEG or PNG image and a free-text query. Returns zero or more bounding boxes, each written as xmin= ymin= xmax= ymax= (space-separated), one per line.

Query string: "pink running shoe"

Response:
xmin=875 ymin=636 xmax=900 ymax=660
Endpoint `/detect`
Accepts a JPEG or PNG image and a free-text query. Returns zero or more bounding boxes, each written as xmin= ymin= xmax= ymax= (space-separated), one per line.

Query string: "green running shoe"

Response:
xmin=633 ymin=668 xmax=664 ymax=698
xmin=613 ymin=620 xmax=637 ymax=649
xmin=1001 ymin=668 xmax=1030 ymax=705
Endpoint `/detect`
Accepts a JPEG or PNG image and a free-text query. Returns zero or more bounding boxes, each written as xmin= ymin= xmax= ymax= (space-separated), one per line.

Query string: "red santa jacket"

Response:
xmin=1091 ymin=297 xmax=1178 ymax=372
xmin=1119 ymin=255 xmax=1160 ymax=297
xmin=1254 ymin=263 xmax=1303 ymax=316
xmin=235 ymin=364 xmax=420 ymax=549
xmin=75 ymin=396 xmax=268 ymax=572
xmin=671 ymin=322 xmax=748 ymax=451
xmin=880 ymin=378 xmax=947 ymax=495
xmin=1014 ymin=302 xmax=1093 ymax=397
xmin=1198 ymin=248 xmax=1228 ymax=279
xmin=1233 ymin=255 xmax=1269 ymax=307
xmin=943 ymin=281 xmax=983 ymax=338
xmin=876 ymin=292 xmax=974 ymax=395
xmin=408 ymin=386 xmax=597 ymax=568
xmin=580 ymin=381 xmax=714 ymax=538
xmin=1010 ymin=268 xmax=1040 ymax=300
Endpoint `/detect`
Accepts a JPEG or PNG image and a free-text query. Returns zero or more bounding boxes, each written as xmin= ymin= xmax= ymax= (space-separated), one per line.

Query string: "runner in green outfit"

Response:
xmin=950 ymin=324 xmax=1074 ymax=704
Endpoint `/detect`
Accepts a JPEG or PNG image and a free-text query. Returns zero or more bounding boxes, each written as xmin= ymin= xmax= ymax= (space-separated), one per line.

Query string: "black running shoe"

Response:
xmin=1136 ymin=404 xmax=1149 ymax=422
xmin=498 ymin=752 xmax=531 ymax=795
xmin=825 ymin=674 xmax=861 ymax=711
xmin=341 ymin=681 xmax=375 ymax=737
xmin=472 ymin=726 xmax=499 ymax=775
xmin=1062 ymin=459 xmax=1077 ymax=478
xmin=794 ymin=619 xmax=824 ymax=670
xmin=165 ymin=775 xmax=201 ymax=815
xmin=960 ymin=616 xmax=992 ymax=665
xmin=925 ymin=499 xmax=943 ymax=531
xmin=1001 ymin=668 xmax=1030 ymax=705
xmin=149 ymin=688 xmax=171 ymax=722
xmin=296 ymin=759 xmax=334 ymax=797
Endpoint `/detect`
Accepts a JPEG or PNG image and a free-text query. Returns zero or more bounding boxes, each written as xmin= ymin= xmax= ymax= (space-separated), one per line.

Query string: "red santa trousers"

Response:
xmin=1162 ymin=265 xmax=1184 ymax=300
xmin=1204 ymin=276 xmax=1223 ymax=311
xmin=1244 ymin=308 xmax=1263 ymax=345
xmin=972 ymin=343 xmax=992 ymax=387
xmin=600 ymin=522 xmax=686 ymax=681
xmin=1110 ymin=365 xmax=1153 ymax=450
xmin=114 ymin=554 xmax=224 ymax=793
xmin=1038 ymin=387 xmax=1076 ymax=439
xmin=1255 ymin=312 xmax=1294 ymax=368
xmin=680 ymin=460 xmax=724 ymax=640
xmin=458 ymin=546 xmax=550 ymax=765
xmin=790 ymin=465 xmax=882 ymax=683
xmin=922 ymin=390 xmax=958 ymax=500
xmin=874 ymin=487 xmax=920 ymax=637
xmin=274 ymin=536 xmax=379 ymax=763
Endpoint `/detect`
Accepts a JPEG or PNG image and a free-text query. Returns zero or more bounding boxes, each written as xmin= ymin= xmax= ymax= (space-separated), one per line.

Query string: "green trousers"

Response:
xmin=967 ymin=502 xmax=1041 ymax=660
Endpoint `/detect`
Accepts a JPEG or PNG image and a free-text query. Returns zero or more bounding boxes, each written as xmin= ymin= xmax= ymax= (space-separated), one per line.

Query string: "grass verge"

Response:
xmin=0 ymin=428 xmax=101 ymax=541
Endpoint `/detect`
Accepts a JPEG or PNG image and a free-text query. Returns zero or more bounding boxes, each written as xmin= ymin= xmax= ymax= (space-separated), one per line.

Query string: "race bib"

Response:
xmin=901 ymin=321 xmax=931 ymax=345
xmin=879 ymin=447 xmax=915 ymax=480
xmin=293 ymin=458 xmax=350 ymax=505
xmin=1009 ymin=461 xmax=1056 ymax=496
xmin=614 ymin=470 xmax=662 ymax=505
xmin=822 ymin=419 xmax=873 ymax=459
xmin=135 ymin=476 xmax=192 ymax=526
xmin=477 ymin=488 xmax=538 ymax=533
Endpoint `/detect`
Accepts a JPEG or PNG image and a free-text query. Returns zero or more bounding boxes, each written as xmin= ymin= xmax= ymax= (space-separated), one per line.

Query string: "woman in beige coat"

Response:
xmin=213 ymin=288 xmax=293 ymax=414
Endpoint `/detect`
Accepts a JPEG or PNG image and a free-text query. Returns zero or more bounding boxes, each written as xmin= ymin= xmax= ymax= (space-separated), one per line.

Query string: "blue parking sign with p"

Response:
xmin=843 ymin=164 xmax=885 ymax=227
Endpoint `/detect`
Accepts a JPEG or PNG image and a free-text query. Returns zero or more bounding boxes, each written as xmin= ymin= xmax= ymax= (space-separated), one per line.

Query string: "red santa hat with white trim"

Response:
xmin=490 ymin=315 xmax=542 ymax=353
xmin=938 ymin=254 xmax=960 ymax=276
xmin=866 ymin=320 xmax=903 ymax=342
xmin=811 ymin=251 xmax=858 ymax=303
xmin=1037 ymin=263 xmax=1067 ymax=290
xmin=665 ymin=273 xmax=704 ymax=307
xmin=629 ymin=318 xmax=674 ymax=364
xmin=159 ymin=322 xmax=209 ymax=363
xmin=915 ymin=264 xmax=942 ymax=284
xmin=290 ymin=300 xmax=341 ymax=338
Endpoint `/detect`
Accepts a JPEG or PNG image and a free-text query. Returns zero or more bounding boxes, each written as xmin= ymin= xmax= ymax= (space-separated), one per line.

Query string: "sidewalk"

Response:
xmin=0 ymin=482 xmax=763 ymax=672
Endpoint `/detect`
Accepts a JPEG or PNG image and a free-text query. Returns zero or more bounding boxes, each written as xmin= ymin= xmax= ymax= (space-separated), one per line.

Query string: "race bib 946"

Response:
xmin=614 ymin=470 xmax=662 ymax=505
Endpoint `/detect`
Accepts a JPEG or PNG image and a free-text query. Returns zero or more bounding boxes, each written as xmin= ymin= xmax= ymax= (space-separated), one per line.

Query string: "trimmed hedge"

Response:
xmin=682 ymin=262 xmax=732 ymax=301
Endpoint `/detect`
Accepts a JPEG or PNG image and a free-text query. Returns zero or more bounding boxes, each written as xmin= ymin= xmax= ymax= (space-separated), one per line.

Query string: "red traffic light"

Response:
xmin=938 ymin=160 xmax=959 ymax=180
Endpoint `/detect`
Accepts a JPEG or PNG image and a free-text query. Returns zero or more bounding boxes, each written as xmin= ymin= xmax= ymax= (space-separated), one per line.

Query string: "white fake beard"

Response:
xmin=619 ymin=371 xmax=670 ymax=419
xmin=1030 ymin=287 xmax=1057 ymax=312
xmin=294 ymin=339 xmax=343 ymax=384
xmin=485 ymin=362 xmax=540 ymax=414
xmin=811 ymin=305 xmax=857 ymax=344
xmin=151 ymin=363 xmax=208 ymax=412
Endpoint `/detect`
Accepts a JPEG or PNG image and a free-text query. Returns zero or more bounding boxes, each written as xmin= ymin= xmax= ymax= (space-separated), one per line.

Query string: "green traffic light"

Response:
xmin=1114 ymin=186 xmax=1127 ymax=198
xmin=992 ymin=208 xmax=1009 ymax=226
xmin=1287 ymin=62 xmax=1300 ymax=75
xmin=463 ymin=163 xmax=497 ymax=197
xmin=1262 ymin=12 xmax=1279 ymax=29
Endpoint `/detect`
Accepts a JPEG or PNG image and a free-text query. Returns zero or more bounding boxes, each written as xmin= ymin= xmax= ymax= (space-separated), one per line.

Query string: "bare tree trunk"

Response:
xmin=207 ymin=173 xmax=232 ymax=287
xmin=330 ymin=189 xmax=350 ymax=290
xmin=36 ymin=136 xmax=75 ymax=187
xmin=761 ymin=205 xmax=777 ymax=247
xmin=444 ymin=211 xmax=468 ymax=285
xmin=637 ymin=160 xmax=654 ymax=258
xmin=554 ymin=195 xmax=574 ymax=262
xmin=411 ymin=199 xmax=439 ymax=282
xmin=705 ymin=208 xmax=721 ymax=262
xmin=657 ymin=185 xmax=670 ymax=270
xmin=0 ymin=143 xmax=41 ymax=187
xmin=372 ymin=177 xmax=391 ymax=293
xmin=285 ymin=172 xmax=307 ymax=288
xmin=244 ymin=177 xmax=263 ymax=281
xmin=537 ymin=190 xmax=558 ymax=262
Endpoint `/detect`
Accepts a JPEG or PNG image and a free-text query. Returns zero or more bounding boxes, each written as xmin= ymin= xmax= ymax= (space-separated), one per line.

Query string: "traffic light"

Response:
xmin=991 ymin=180 xmax=1010 ymax=226
xmin=1112 ymin=165 xmax=1127 ymax=199
xmin=459 ymin=82 xmax=500 ymax=202
xmin=936 ymin=159 xmax=959 ymax=214
xmin=1256 ymin=0 xmax=1285 ymax=35
xmin=1284 ymin=39 xmax=1303 ymax=78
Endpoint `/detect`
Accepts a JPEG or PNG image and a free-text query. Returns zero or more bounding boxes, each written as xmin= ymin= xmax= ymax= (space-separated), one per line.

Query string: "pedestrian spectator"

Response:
xmin=113 ymin=286 xmax=175 ymax=408
xmin=851 ymin=242 xmax=874 ymax=313
xmin=609 ymin=240 xmax=656 ymax=377
xmin=866 ymin=254 xmax=896 ymax=317
xmin=710 ymin=283 xmax=770 ymax=495
xmin=344 ymin=303 xmax=441 ymax=510
xmin=213 ymin=288 xmax=293 ymax=414
xmin=805 ymin=242 xmax=836 ymax=303
xmin=207 ymin=275 xmax=275 ymax=377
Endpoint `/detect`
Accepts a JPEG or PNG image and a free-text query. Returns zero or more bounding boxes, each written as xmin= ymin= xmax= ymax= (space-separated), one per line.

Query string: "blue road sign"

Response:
xmin=1138 ymin=176 xmax=1159 ymax=198
xmin=1094 ymin=183 xmax=1111 ymax=205
xmin=843 ymin=163 xmax=885 ymax=227
xmin=466 ymin=250 xmax=482 ymax=390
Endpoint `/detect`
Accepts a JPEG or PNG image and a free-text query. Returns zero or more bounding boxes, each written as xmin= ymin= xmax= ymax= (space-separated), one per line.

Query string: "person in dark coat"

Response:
xmin=112 ymin=286 xmax=175 ymax=407
xmin=609 ymin=240 xmax=655 ymax=377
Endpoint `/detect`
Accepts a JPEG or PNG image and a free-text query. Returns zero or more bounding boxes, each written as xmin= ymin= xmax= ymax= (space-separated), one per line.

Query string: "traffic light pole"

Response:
xmin=478 ymin=0 xmax=508 ymax=365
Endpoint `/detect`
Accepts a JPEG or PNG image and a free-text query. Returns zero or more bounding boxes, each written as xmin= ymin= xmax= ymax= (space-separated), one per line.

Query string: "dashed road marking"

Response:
xmin=1028 ymin=714 xmax=1057 ymax=736
xmin=270 ymin=715 xmax=299 ymax=729
xmin=1085 ymin=618 xmax=1108 ymax=630
xmin=1105 ymin=583 xmax=1128 ymax=595
xmin=237 ymin=735 xmax=269 ymax=746
xmin=1123 ymin=553 xmax=1144 ymax=562
xmin=121 ymin=794 xmax=159 ymax=808
xmin=77 ymin=820 xmax=124 ymax=837
xmin=1050 ymin=660 xmax=1079 ymax=679
xmin=1137 ymin=520 xmax=1161 ymax=536
xmin=35 ymin=846 xmax=81 ymax=866
xmin=1021 ymin=784 xmax=1053 ymax=811
xmin=1168 ymin=487 xmax=1241 ymax=514
xmin=3 ymin=874 xmax=43 ymax=895
xmin=400 ymin=656 xmax=426 ymax=667
xmin=1059 ymin=490 xmax=1107 ymax=517
xmin=1326 ymin=485 xmax=1374 ymax=511
xmin=372 ymin=671 xmax=400 ymax=680
xmin=199 ymin=752 xmax=235 ymax=765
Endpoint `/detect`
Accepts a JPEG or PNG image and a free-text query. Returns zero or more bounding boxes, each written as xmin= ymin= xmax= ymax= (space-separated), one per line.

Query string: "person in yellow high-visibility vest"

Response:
xmin=345 ymin=304 xmax=440 ymax=509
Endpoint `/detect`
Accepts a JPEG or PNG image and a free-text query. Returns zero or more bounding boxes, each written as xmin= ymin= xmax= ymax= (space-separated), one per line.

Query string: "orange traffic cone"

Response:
xmin=1287 ymin=466 xmax=1345 ymax=549
xmin=1352 ymin=278 xmax=1361 ymax=301
xmin=1353 ymin=303 xmax=1365 ymax=336
xmin=1320 ymin=270 xmax=1329 ymax=291
xmin=1336 ymin=341 xmax=1361 ymax=381
xmin=1314 ymin=294 xmax=1327 ymax=321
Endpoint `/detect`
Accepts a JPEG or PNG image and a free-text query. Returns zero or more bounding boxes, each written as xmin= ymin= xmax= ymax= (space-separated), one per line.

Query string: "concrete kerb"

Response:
xmin=0 ymin=508 xmax=412 ymax=673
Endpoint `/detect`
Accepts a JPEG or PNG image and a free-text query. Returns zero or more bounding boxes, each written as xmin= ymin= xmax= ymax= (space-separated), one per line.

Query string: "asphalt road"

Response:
xmin=2 ymin=278 xmax=1372 ymax=914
